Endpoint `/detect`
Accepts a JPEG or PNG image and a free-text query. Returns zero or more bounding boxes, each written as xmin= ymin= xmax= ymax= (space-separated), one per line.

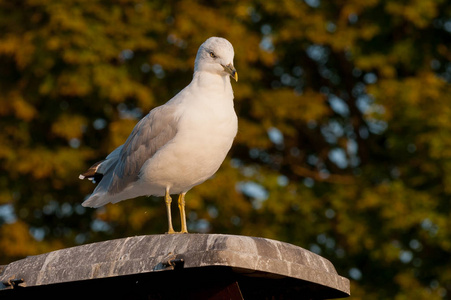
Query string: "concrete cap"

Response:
xmin=0 ymin=234 xmax=350 ymax=298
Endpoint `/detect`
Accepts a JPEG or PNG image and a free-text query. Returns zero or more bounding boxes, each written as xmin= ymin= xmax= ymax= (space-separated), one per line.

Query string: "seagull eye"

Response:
xmin=209 ymin=51 xmax=216 ymax=58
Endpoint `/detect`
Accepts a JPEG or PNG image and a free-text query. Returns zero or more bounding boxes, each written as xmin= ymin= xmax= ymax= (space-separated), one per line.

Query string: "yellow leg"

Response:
xmin=165 ymin=188 xmax=176 ymax=234
xmin=178 ymin=193 xmax=188 ymax=233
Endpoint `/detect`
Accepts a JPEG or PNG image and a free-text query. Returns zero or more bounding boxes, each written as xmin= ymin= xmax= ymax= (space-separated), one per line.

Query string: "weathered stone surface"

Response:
xmin=0 ymin=234 xmax=350 ymax=298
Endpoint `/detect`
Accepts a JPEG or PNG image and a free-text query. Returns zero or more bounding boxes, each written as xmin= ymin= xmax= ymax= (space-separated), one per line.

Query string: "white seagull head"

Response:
xmin=194 ymin=37 xmax=238 ymax=82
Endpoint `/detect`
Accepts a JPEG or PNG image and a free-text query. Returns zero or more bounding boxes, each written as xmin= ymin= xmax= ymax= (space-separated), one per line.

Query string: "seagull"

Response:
xmin=79 ymin=37 xmax=238 ymax=234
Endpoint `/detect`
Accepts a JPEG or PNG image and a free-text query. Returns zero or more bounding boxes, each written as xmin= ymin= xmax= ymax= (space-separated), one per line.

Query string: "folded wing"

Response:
xmin=80 ymin=105 xmax=178 ymax=206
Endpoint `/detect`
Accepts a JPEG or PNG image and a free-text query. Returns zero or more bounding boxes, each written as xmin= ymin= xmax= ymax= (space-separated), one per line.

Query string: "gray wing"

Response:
xmin=105 ymin=104 xmax=179 ymax=194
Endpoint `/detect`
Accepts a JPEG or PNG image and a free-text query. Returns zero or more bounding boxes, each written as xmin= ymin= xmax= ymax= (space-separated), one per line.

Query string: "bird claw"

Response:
xmin=165 ymin=230 xmax=188 ymax=234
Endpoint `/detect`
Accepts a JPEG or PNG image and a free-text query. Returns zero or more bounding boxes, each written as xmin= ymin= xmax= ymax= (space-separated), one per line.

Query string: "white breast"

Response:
xmin=140 ymin=75 xmax=238 ymax=195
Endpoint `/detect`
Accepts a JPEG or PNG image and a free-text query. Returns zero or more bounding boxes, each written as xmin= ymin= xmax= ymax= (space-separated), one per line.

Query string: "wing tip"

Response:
xmin=82 ymin=193 xmax=110 ymax=208
xmin=79 ymin=162 xmax=104 ymax=183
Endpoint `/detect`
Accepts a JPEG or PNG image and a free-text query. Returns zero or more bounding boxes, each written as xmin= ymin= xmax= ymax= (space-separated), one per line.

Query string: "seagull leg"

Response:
xmin=165 ymin=188 xmax=176 ymax=234
xmin=178 ymin=193 xmax=188 ymax=233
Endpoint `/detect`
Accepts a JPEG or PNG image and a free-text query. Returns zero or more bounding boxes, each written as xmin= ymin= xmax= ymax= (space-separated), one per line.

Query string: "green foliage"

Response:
xmin=1 ymin=0 xmax=451 ymax=298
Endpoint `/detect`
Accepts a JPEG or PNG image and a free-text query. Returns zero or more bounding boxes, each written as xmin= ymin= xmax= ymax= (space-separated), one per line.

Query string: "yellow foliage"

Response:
xmin=236 ymin=118 xmax=272 ymax=148
xmin=108 ymin=119 xmax=139 ymax=150
xmin=93 ymin=64 xmax=153 ymax=107
xmin=0 ymin=92 xmax=38 ymax=121
xmin=0 ymin=33 xmax=35 ymax=69
xmin=57 ymin=68 xmax=93 ymax=96
xmin=255 ymin=88 xmax=329 ymax=123
xmin=51 ymin=114 xmax=87 ymax=140
xmin=0 ymin=190 xmax=13 ymax=205
xmin=6 ymin=146 xmax=87 ymax=180
xmin=394 ymin=271 xmax=443 ymax=300
xmin=11 ymin=94 xmax=38 ymax=121
xmin=0 ymin=221 xmax=39 ymax=261
xmin=129 ymin=207 xmax=152 ymax=231
xmin=385 ymin=0 xmax=440 ymax=28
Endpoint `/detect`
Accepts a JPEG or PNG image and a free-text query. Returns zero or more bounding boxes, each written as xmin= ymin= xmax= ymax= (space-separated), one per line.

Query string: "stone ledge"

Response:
xmin=0 ymin=234 xmax=350 ymax=299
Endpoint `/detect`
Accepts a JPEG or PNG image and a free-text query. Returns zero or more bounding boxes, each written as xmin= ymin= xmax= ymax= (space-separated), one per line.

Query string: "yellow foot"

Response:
xmin=165 ymin=230 xmax=188 ymax=234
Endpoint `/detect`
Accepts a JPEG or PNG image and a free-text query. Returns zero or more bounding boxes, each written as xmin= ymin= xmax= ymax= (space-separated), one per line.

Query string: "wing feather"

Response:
xmin=107 ymin=105 xmax=179 ymax=194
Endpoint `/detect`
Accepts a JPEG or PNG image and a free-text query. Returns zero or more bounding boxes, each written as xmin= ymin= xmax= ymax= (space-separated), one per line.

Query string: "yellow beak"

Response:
xmin=222 ymin=64 xmax=238 ymax=82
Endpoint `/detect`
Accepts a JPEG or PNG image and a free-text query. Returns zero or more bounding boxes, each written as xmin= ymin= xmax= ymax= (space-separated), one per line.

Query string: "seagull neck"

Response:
xmin=192 ymin=71 xmax=232 ymax=94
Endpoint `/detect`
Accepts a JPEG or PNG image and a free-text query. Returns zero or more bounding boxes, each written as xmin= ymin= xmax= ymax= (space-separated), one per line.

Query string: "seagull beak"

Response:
xmin=222 ymin=63 xmax=238 ymax=82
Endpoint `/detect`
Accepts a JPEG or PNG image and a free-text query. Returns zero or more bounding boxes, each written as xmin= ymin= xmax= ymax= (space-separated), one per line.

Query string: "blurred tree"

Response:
xmin=1 ymin=0 xmax=450 ymax=298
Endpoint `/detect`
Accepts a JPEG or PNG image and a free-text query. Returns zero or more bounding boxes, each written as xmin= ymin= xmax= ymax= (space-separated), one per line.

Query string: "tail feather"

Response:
xmin=79 ymin=145 xmax=123 ymax=183
xmin=82 ymin=193 xmax=110 ymax=208
xmin=80 ymin=145 xmax=125 ymax=207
